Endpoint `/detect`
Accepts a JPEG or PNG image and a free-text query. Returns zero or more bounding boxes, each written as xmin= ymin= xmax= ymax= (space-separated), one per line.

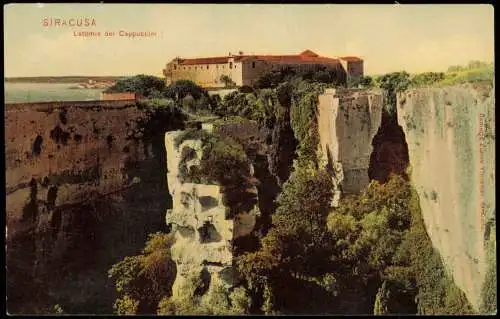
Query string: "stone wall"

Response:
xmin=317 ymin=88 xmax=384 ymax=204
xmin=100 ymin=92 xmax=136 ymax=100
xmin=164 ymin=60 xmax=243 ymax=88
xmin=5 ymin=100 xmax=149 ymax=236
xmin=164 ymin=129 xmax=259 ymax=300
xmin=397 ymin=84 xmax=496 ymax=311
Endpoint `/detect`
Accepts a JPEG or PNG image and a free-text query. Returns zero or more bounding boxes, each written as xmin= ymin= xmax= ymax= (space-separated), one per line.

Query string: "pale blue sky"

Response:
xmin=4 ymin=3 xmax=494 ymax=77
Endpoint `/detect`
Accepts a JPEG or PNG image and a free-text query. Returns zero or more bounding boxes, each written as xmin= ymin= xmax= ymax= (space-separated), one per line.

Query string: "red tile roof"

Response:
xmin=238 ymin=54 xmax=340 ymax=65
xmin=175 ymin=50 xmax=361 ymax=66
xmin=299 ymin=50 xmax=319 ymax=57
xmin=178 ymin=56 xmax=230 ymax=65
xmin=339 ymin=56 xmax=362 ymax=62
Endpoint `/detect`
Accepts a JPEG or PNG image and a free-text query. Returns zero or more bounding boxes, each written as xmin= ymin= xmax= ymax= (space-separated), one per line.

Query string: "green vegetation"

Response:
xmin=108 ymin=232 xmax=176 ymax=314
xmin=409 ymin=72 xmax=445 ymax=87
xmin=20 ymin=60 xmax=490 ymax=315
xmin=236 ymin=170 xmax=475 ymax=314
xmin=253 ymin=66 xmax=346 ymax=89
xmin=479 ymin=221 xmax=497 ymax=314
xmin=220 ymin=75 xmax=236 ymax=88
xmin=105 ymin=74 xmax=166 ymax=98
xmin=164 ymin=79 xmax=205 ymax=100
xmin=176 ymin=129 xmax=249 ymax=186
xmin=156 ymin=273 xmax=251 ymax=315
xmin=368 ymin=61 xmax=494 ymax=93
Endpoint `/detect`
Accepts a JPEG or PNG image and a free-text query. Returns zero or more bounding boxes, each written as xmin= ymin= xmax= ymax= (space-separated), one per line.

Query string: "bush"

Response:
xmin=220 ymin=75 xmax=236 ymax=88
xmin=113 ymin=294 xmax=139 ymax=315
xmin=108 ymin=232 xmax=177 ymax=314
xmin=410 ymin=72 xmax=445 ymax=87
xmin=105 ymin=74 xmax=166 ymax=98
xmin=164 ymin=79 xmax=205 ymax=100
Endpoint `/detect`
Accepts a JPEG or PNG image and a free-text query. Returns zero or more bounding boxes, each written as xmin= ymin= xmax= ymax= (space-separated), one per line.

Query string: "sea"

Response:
xmin=4 ymin=82 xmax=105 ymax=103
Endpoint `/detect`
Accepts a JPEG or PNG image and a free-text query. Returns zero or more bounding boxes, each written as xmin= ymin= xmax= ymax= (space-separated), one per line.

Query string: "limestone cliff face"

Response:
xmin=397 ymin=84 xmax=496 ymax=311
xmin=164 ymin=129 xmax=258 ymax=300
xmin=317 ymin=88 xmax=384 ymax=204
xmin=5 ymin=101 xmax=150 ymax=237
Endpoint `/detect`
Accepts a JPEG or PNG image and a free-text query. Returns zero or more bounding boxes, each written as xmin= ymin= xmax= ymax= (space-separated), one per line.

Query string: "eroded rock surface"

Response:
xmin=164 ymin=130 xmax=259 ymax=301
xmin=317 ymin=88 xmax=384 ymax=205
xmin=397 ymin=84 xmax=496 ymax=310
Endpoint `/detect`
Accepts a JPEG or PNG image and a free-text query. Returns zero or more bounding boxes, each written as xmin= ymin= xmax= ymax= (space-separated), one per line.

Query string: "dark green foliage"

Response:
xmin=173 ymin=128 xmax=213 ymax=148
xmin=289 ymin=81 xmax=325 ymax=166
xmin=164 ymin=79 xmax=205 ymax=100
xmin=410 ymin=72 xmax=445 ymax=86
xmin=376 ymin=71 xmax=411 ymax=110
xmin=131 ymin=99 xmax=186 ymax=157
xmin=236 ymin=167 xmax=335 ymax=313
xmin=220 ymin=75 xmax=236 ymax=88
xmin=254 ymin=66 xmax=343 ymax=90
xmin=105 ymin=74 xmax=166 ymax=98
xmin=348 ymin=75 xmax=375 ymax=88
xmin=176 ymin=130 xmax=257 ymax=219
xmin=239 ymin=85 xmax=256 ymax=94
xmin=479 ymin=235 xmax=497 ymax=314
xmin=254 ymin=67 xmax=297 ymax=89
xmin=108 ymin=232 xmax=177 ymax=314
xmin=327 ymin=175 xmax=475 ymax=315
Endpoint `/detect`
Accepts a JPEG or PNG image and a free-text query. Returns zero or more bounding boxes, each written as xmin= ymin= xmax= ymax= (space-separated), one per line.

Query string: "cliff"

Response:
xmin=164 ymin=128 xmax=259 ymax=302
xmin=397 ymin=84 xmax=496 ymax=311
xmin=316 ymin=84 xmax=495 ymax=312
xmin=5 ymin=100 xmax=184 ymax=313
xmin=317 ymin=88 xmax=384 ymax=204
xmin=5 ymin=101 xmax=149 ymax=237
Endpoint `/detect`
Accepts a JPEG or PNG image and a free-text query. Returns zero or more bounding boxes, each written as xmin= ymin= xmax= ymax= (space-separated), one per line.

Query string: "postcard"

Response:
xmin=4 ymin=3 xmax=495 ymax=316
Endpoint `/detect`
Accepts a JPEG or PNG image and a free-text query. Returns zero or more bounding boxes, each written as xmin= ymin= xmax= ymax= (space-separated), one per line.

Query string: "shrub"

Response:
xmin=113 ymin=294 xmax=139 ymax=315
xmin=105 ymin=74 xmax=166 ymax=98
xmin=108 ymin=232 xmax=176 ymax=314
xmin=164 ymin=79 xmax=205 ymax=100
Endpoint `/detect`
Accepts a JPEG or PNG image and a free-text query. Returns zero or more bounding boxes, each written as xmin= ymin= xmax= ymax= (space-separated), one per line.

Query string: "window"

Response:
xmin=252 ymin=61 xmax=256 ymax=68
xmin=174 ymin=65 xmax=177 ymax=70
xmin=229 ymin=62 xmax=233 ymax=69
xmin=207 ymin=65 xmax=209 ymax=69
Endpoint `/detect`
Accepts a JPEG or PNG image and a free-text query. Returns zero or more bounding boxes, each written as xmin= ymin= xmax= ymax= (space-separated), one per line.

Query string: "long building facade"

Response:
xmin=163 ymin=50 xmax=363 ymax=88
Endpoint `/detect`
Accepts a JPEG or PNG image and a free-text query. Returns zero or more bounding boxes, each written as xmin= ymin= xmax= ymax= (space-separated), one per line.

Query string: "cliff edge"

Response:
xmin=397 ymin=84 xmax=496 ymax=311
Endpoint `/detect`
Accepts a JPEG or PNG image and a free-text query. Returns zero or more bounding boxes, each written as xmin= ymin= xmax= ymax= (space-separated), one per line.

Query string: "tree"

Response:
xmin=164 ymin=79 xmax=205 ymax=100
xmin=376 ymin=71 xmax=411 ymax=112
xmin=410 ymin=72 xmax=445 ymax=86
xmin=220 ymin=75 xmax=236 ymax=88
xmin=105 ymin=74 xmax=166 ymax=98
xmin=114 ymin=294 xmax=140 ymax=315
xmin=108 ymin=232 xmax=177 ymax=314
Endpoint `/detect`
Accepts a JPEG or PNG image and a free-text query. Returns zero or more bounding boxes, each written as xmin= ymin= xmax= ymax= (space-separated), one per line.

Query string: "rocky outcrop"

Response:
xmin=317 ymin=88 xmax=384 ymax=205
xmin=5 ymin=101 xmax=149 ymax=234
xmin=397 ymin=84 xmax=496 ymax=311
xmin=164 ymin=129 xmax=259 ymax=301
xmin=5 ymin=100 xmax=181 ymax=313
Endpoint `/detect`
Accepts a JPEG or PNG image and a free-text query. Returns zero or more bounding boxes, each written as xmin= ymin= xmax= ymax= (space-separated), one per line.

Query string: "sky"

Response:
xmin=3 ymin=3 xmax=495 ymax=77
